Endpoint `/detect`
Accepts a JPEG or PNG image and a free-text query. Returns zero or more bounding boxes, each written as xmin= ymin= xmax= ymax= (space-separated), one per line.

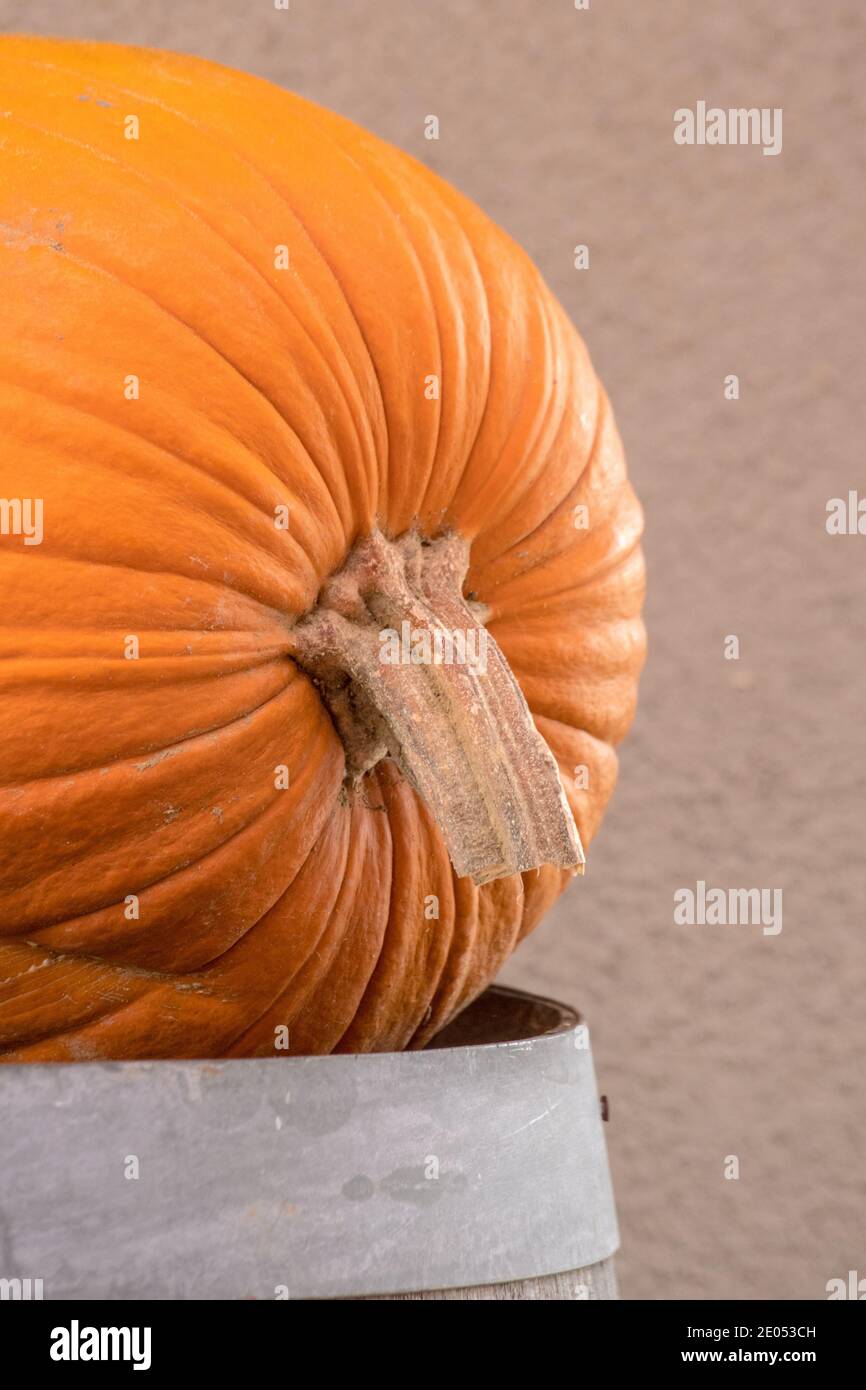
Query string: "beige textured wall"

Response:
xmin=3 ymin=0 xmax=863 ymax=1300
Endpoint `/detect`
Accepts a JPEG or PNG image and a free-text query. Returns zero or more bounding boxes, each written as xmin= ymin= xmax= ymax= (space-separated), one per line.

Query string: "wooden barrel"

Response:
xmin=0 ymin=985 xmax=618 ymax=1300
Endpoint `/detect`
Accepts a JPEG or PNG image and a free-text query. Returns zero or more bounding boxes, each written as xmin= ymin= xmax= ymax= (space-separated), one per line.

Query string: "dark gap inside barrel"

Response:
xmin=425 ymin=984 xmax=579 ymax=1050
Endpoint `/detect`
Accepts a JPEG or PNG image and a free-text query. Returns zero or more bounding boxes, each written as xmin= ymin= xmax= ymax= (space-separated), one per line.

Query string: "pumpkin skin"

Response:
xmin=0 ymin=37 xmax=645 ymax=1060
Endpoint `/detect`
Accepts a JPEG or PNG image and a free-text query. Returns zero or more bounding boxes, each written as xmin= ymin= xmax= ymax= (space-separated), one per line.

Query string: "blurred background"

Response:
xmin=2 ymin=0 xmax=863 ymax=1300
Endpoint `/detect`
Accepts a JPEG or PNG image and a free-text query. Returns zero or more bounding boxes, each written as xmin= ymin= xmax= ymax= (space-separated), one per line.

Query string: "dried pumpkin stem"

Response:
xmin=289 ymin=529 xmax=584 ymax=886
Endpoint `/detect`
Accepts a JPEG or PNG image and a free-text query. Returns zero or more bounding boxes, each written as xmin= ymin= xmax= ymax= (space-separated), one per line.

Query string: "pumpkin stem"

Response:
xmin=289 ymin=529 xmax=585 ymax=886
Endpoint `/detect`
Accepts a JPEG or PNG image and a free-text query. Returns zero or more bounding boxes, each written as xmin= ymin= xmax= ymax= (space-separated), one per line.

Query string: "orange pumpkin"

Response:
xmin=0 ymin=37 xmax=645 ymax=1061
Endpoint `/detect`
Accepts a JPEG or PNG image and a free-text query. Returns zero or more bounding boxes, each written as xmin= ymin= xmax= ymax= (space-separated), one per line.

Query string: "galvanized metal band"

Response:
xmin=0 ymin=987 xmax=618 ymax=1299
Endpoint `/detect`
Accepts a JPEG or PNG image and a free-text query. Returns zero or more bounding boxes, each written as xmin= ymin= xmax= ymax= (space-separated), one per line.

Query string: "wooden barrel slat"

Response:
xmin=364 ymin=1257 xmax=619 ymax=1300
